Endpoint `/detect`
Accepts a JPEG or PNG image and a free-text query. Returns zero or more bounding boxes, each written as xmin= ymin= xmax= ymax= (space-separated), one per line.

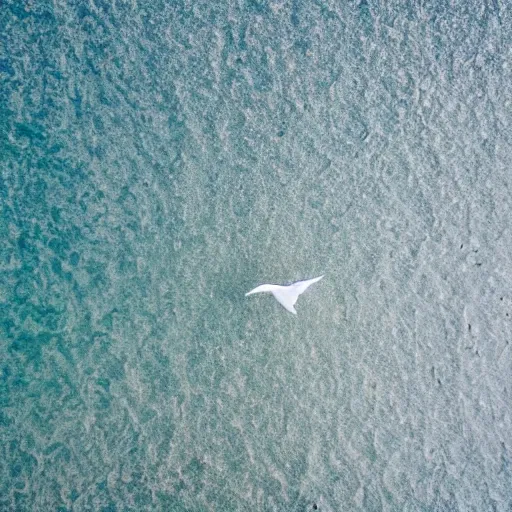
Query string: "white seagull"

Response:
xmin=245 ymin=275 xmax=324 ymax=315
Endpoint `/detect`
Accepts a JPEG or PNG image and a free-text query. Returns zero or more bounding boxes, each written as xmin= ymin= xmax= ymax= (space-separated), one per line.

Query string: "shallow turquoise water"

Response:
xmin=1 ymin=1 xmax=512 ymax=510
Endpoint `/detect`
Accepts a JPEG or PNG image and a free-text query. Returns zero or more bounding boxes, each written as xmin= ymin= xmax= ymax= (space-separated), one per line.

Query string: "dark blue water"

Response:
xmin=1 ymin=1 xmax=512 ymax=510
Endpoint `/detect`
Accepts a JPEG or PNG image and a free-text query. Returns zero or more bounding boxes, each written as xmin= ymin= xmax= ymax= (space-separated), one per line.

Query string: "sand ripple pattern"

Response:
xmin=1 ymin=0 xmax=511 ymax=510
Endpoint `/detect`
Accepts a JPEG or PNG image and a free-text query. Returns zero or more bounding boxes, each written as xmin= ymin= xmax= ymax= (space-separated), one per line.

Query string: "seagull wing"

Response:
xmin=245 ymin=284 xmax=281 ymax=296
xmin=290 ymin=275 xmax=324 ymax=295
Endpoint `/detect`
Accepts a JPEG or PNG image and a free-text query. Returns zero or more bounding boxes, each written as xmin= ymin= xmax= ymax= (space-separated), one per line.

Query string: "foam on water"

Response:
xmin=1 ymin=0 xmax=512 ymax=510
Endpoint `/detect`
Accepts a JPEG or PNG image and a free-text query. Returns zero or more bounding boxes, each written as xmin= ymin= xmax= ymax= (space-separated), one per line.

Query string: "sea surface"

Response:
xmin=1 ymin=1 xmax=512 ymax=510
